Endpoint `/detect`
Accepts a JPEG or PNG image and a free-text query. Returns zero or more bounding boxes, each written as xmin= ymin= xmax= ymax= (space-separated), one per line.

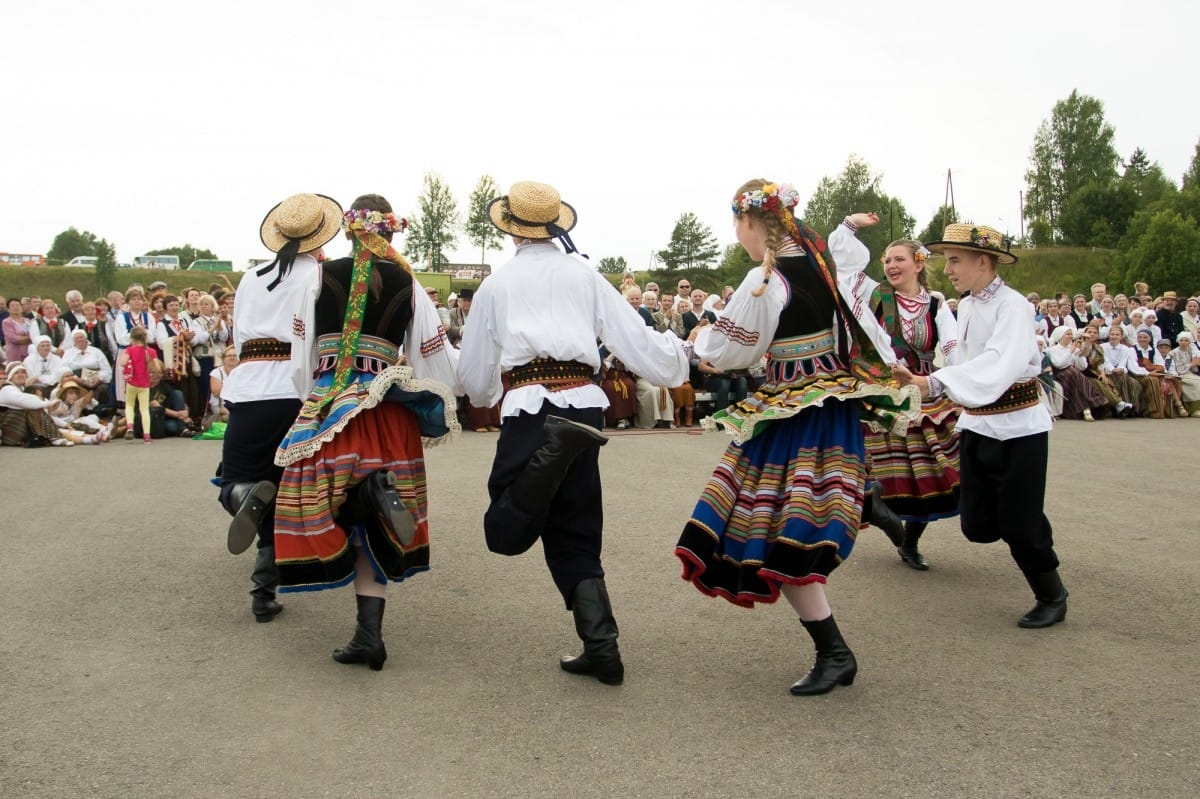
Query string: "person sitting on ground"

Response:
xmin=1169 ymin=332 xmax=1200 ymax=412
xmin=208 ymin=345 xmax=238 ymax=424
xmin=47 ymin=377 xmax=111 ymax=444
xmin=1047 ymin=326 xmax=1108 ymax=421
xmin=1131 ymin=328 xmax=1176 ymax=418
xmin=1100 ymin=325 xmax=1145 ymax=417
xmin=0 ymin=363 xmax=71 ymax=447
xmin=1156 ymin=338 xmax=1189 ymax=416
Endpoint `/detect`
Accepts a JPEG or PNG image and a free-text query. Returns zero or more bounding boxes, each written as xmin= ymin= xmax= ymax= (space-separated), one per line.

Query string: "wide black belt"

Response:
xmin=240 ymin=338 xmax=291 ymax=362
xmin=502 ymin=358 xmax=594 ymax=392
xmin=965 ymin=380 xmax=1041 ymax=416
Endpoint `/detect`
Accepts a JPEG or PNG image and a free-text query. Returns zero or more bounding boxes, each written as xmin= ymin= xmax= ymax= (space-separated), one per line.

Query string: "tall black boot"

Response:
xmin=560 ymin=577 xmax=624 ymax=685
xmin=225 ymin=480 xmax=276 ymax=555
xmin=898 ymin=521 xmax=929 ymax=570
xmin=790 ymin=615 xmax=858 ymax=696
xmin=863 ymin=482 xmax=904 ymax=548
xmin=1018 ymin=570 xmax=1068 ymax=628
xmin=250 ymin=545 xmax=283 ymax=623
xmin=357 ymin=470 xmax=416 ymax=547
xmin=332 ymin=595 xmax=387 ymax=671
xmin=509 ymin=416 xmax=608 ymax=518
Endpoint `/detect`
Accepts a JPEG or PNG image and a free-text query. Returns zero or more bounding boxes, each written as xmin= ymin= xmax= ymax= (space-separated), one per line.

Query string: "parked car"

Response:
xmin=65 ymin=256 xmax=98 ymax=268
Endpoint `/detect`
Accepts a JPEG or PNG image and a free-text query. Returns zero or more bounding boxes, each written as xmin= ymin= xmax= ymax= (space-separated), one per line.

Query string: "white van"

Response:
xmin=65 ymin=256 xmax=98 ymax=268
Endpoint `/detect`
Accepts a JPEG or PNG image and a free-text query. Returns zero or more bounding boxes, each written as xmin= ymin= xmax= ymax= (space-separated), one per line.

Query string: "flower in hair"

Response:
xmin=733 ymin=182 xmax=801 ymax=215
xmin=342 ymin=209 xmax=409 ymax=235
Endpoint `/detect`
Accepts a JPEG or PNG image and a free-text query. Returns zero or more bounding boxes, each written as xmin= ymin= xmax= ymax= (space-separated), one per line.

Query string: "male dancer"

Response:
xmin=895 ymin=224 xmax=1068 ymax=628
xmin=458 ymin=181 xmax=692 ymax=684
xmin=219 ymin=193 xmax=342 ymax=622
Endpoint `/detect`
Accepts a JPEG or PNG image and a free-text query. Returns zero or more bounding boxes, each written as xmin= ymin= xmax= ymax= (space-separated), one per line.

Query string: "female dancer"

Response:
xmin=675 ymin=180 xmax=917 ymax=696
xmin=847 ymin=239 xmax=962 ymax=569
xmin=273 ymin=194 xmax=459 ymax=671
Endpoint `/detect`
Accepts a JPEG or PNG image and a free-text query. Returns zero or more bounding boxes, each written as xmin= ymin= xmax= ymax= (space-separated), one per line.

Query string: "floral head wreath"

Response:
xmin=732 ymin=182 xmax=801 ymax=217
xmin=341 ymin=209 xmax=409 ymax=235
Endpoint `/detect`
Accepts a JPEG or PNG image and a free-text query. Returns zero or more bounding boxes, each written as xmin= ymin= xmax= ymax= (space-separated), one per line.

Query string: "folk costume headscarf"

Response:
xmin=311 ymin=210 xmax=411 ymax=415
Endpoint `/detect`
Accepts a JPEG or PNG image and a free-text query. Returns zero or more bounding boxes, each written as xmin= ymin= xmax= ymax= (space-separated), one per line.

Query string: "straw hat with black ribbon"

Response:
xmin=487 ymin=181 xmax=585 ymax=256
xmin=256 ymin=193 xmax=343 ymax=290
xmin=924 ymin=223 xmax=1018 ymax=265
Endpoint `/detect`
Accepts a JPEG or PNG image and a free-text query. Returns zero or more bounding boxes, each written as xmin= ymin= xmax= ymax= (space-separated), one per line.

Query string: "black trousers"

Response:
xmin=484 ymin=403 xmax=605 ymax=607
xmin=958 ymin=429 xmax=1060 ymax=575
xmin=218 ymin=398 xmax=301 ymax=549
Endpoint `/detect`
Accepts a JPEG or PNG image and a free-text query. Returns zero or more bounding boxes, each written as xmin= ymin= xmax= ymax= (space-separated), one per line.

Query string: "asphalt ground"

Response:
xmin=2 ymin=419 xmax=1197 ymax=798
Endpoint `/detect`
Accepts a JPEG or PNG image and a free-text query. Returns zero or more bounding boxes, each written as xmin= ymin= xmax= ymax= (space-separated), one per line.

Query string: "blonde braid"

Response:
xmin=751 ymin=217 xmax=783 ymax=298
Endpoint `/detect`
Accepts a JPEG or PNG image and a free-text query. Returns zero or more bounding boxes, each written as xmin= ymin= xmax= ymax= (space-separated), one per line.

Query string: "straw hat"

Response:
xmin=53 ymin=376 xmax=85 ymax=400
xmin=1163 ymin=291 xmax=1178 ymax=299
xmin=925 ymin=223 xmax=1017 ymax=265
xmin=260 ymin=193 xmax=344 ymax=254
xmin=487 ymin=181 xmax=577 ymax=239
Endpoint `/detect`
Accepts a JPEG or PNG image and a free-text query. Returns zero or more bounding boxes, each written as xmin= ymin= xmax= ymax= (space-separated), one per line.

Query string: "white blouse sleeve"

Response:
xmin=407 ymin=279 xmax=461 ymax=396
xmin=934 ymin=299 xmax=961 ymax=366
xmin=457 ymin=286 xmax=502 ymax=407
xmin=693 ymin=266 xmax=785 ymax=371
xmin=825 ymin=223 xmax=897 ymax=365
xmin=932 ymin=298 xmax=1039 ymax=407
xmin=289 ymin=268 xmax=320 ymax=398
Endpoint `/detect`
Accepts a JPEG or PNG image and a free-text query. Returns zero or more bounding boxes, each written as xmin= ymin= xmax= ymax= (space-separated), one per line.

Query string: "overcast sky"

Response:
xmin=6 ymin=0 xmax=1198 ymax=270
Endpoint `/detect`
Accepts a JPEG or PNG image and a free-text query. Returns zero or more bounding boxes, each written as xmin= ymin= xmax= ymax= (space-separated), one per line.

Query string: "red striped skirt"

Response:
xmin=274 ymin=403 xmax=429 ymax=592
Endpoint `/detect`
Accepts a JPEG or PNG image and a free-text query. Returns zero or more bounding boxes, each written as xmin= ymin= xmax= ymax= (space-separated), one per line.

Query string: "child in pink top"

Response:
xmin=118 ymin=327 xmax=154 ymax=442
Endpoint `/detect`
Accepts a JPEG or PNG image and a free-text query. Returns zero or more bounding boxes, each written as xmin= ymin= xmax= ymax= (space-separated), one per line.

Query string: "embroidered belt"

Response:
xmin=768 ymin=331 xmax=835 ymax=361
xmin=964 ymin=380 xmax=1041 ymax=416
xmin=241 ymin=338 xmax=291 ymax=362
xmin=503 ymin=358 xmax=594 ymax=392
xmin=315 ymin=333 xmax=398 ymax=375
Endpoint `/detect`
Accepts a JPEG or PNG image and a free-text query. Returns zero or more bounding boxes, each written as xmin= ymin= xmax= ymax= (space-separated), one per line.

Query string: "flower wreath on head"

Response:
xmin=342 ymin=209 xmax=409 ymax=236
xmin=732 ymin=182 xmax=802 ymax=216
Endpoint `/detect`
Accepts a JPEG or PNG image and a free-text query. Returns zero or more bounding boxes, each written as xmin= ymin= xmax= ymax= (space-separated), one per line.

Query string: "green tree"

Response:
xmin=1058 ymin=182 xmax=1137 ymax=247
xmin=657 ymin=212 xmax=720 ymax=270
xmin=1123 ymin=208 xmax=1200 ymax=294
xmin=145 ymin=244 xmax=219 ymax=268
xmin=93 ymin=238 xmax=118 ymax=292
xmin=716 ymin=243 xmax=757 ymax=285
xmin=1182 ymin=137 xmax=1200 ymax=190
xmin=404 ymin=173 xmax=460 ymax=271
xmin=464 ymin=174 xmax=503 ymax=267
xmin=47 ymin=227 xmax=106 ymax=263
xmin=803 ymin=155 xmax=914 ymax=277
xmin=597 ymin=256 xmax=628 ymax=274
xmin=917 ymin=204 xmax=959 ymax=244
xmin=1022 ymin=90 xmax=1120 ymax=239
xmin=1120 ymin=147 xmax=1176 ymax=208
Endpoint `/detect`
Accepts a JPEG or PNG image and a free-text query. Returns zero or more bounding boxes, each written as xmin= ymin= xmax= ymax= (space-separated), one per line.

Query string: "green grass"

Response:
xmin=0 ymin=265 xmax=245 ymax=303
xmin=925 ymin=247 xmax=1121 ymax=300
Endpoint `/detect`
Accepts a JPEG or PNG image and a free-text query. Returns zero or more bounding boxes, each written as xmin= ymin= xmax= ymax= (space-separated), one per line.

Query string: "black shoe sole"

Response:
xmin=228 ymin=482 xmax=276 ymax=555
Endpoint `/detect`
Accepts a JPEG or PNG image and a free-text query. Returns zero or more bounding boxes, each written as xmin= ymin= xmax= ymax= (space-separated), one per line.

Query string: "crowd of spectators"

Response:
xmin=5 ymin=273 xmax=1197 ymax=448
xmin=1 ymin=280 xmax=240 ymax=447
xmin=1030 ymin=281 xmax=1200 ymax=421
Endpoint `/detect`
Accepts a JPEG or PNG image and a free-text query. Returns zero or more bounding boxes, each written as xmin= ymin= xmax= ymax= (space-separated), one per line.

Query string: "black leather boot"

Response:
xmin=560 ymin=577 xmax=624 ymax=685
xmin=863 ymin=482 xmax=904 ymax=548
xmin=333 ymin=595 xmax=387 ymax=670
xmin=226 ymin=480 xmax=276 ymax=555
xmin=250 ymin=545 xmax=283 ymax=623
xmin=898 ymin=521 xmax=929 ymax=570
xmin=1018 ymin=570 xmax=1068 ymax=628
xmin=790 ymin=615 xmax=857 ymax=696
xmin=358 ymin=470 xmax=416 ymax=547
xmin=509 ymin=416 xmax=608 ymax=518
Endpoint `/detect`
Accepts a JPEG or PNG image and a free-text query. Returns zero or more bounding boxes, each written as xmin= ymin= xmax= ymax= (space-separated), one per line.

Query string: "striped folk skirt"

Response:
xmin=274 ymin=402 xmax=430 ymax=592
xmin=675 ymin=397 xmax=866 ymax=608
xmin=864 ymin=395 xmax=961 ymax=522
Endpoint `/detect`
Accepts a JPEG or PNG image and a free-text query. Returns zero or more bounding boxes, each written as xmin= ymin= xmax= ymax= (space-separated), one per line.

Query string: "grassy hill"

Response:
xmin=0 ymin=265 xmax=245 ymax=303
xmin=925 ymin=246 xmax=1121 ymax=300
